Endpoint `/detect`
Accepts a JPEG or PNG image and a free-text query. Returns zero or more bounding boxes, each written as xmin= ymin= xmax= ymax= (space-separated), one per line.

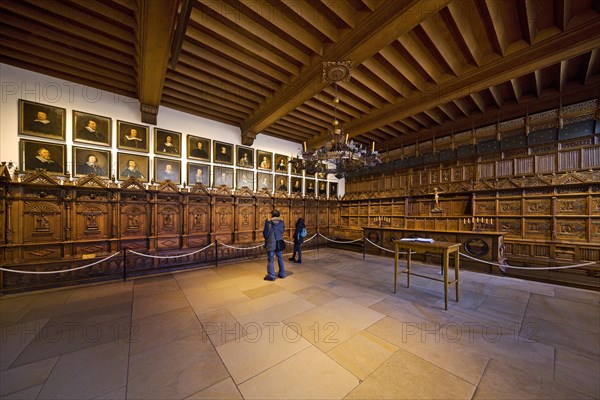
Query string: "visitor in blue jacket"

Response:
xmin=289 ymin=217 xmax=305 ymax=264
xmin=263 ymin=210 xmax=286 ymax=280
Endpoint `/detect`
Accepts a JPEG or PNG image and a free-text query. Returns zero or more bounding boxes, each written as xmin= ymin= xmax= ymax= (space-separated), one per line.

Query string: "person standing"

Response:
xmin=263 ymin=210 xmax=286 ymax=281
xmin=289 ymin=217 xmax=305 ymax=264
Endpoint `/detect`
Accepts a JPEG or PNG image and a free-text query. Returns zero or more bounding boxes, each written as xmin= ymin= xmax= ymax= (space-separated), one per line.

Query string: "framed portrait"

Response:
xmin=117 ymin=153 xmax=149 ymax=182
xmin=257 ymin=172 xmax=272 ymax=191
xmin=291 ymin=177 xmax=303 ymax=193
xmin=73 ymin=146 xmax=111 ymax=178
xmin=154 ymin=128 xmax=181 ymax=157
xmin=236 ymin=169 xmax=254 ymax=189
xmin=274 ymin=154 xmax=289 ymax=173
xmin=18 ymin=99 xmax=66 ymax=141
xmin=257 ymin=150 xmax=272 ymax=171
xmin=275 ymin=174 xmax=288 ymax=192
xmin=20 ymin=139 xmax=66 ymax=174
xmin=213 ymin=166 xmax=234 ymax=188
xmin=117 ymin=121 xmax=148 ymax=153
xmin=188 ymin=163 xmax=210 ymax=186
xmin=329 ymin=182 xmax=338 ymax=197
xmin=154 ymin=157 xmax=181 ymax=183
xmin=318 ymin=180 xmax=327 ymax=195
xmin=187 ymin=135 xmax=211 ymax=161
xmin=305 ymin=178 xmax=316 ymax=194
xmin=236 ymin=145 xmax=254 ymax=168
xmin=290 ymin=158 xmax=303 ymax=175
xmin=213 ymin=141 xmax=233 ymax=164
xmin=73 ymin=110 xmax=111 ymax=146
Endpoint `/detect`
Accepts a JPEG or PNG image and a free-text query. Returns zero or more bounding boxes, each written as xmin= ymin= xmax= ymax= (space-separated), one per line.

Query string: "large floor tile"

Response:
xmin=226 ymin=290 xmax=298 ymax=319
xmin=555 ymin=348 xmax=600 ymax=399
xmin=473 ymin=358 xmax=591 ymax=399
xmin=37 ymin=341 xmax=128 ymax=400
xmin=184 ymin=286 xmax=250 ymax=316
xmin=216 ymin=323 xmax=311 ymax=384
xmin=127 ymin=333 xmax=229 ymax=400
xmin=0 ymin=357 xmax=58 ymax=397
xmin=238 ymin=346 xmax=359 ymax=399
xmin=293 ymin=285 xmax=340 ymax=306
xmin=346 ymin=347 xmax=476 ymax=399
xmin=525 ymin=293 xmax=600 ymax=334
xmin=235 ymin=297 xmax=315 ymax=327
xmin=185 ymin=377 xmax=242 ymax=399
xmin=1 ymin=317 xmax=49 ymax=370
xmin=327 ymin=330 xmax=398 ymax=380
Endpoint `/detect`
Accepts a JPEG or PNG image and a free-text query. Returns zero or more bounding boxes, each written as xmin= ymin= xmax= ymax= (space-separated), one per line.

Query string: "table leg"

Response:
xmin=394 ymin=246 xmax=398 ymax=294
xmin=406 ymin=249 xmax=411 ymax=288
xmin=454 ymin=249 xmax=460 ymax=302
xmin=443 ymin=251 xmax=449 ymax=310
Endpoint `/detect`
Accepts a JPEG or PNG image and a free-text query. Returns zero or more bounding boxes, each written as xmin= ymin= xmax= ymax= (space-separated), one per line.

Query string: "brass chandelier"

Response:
xmin=291 ymin=61 xmax=381 ymax=179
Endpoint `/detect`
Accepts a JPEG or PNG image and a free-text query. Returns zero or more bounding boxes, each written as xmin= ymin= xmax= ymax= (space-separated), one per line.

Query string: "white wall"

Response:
xmin=1 ymin=63 xmax=344 ymax=195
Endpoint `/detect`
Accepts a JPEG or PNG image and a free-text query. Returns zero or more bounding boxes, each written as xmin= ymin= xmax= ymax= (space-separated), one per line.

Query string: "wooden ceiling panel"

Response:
xmin=1 ymin=0 xmax=598 ymax=154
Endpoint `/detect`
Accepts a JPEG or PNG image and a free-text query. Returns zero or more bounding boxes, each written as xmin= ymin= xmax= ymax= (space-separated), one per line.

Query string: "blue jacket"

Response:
xmin=263 ymin=217 xmax=285 ymax=251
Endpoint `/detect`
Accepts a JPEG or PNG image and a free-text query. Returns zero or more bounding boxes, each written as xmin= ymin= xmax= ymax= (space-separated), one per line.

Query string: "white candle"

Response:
xmin=372 ymin=142 xmax=375 ymax=152
xmin=303 ymin=141 xmax=307 ymax=152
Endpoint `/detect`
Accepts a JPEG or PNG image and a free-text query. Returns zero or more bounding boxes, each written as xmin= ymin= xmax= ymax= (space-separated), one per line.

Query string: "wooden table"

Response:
xmin=394 ymin=240 xmax=460 ymax=310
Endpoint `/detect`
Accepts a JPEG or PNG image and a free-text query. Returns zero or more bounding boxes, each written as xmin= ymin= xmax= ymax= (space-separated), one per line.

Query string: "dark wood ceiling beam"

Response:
xmin=166 ymin=68 xmax=264 ymax=105
xmin=162 ymin=87 xmax=250 ymax=118
xmin=0 ymin=1 xmax=132 ymax=53
xmin=264 ymin=126 xmax=311 ymax=142
xmin=555 ymin=0 xmax=568 ymax=31
xmin=318 ymin=0 xmax=357 ymax=28
xmin=322 ymin=87 xmax=370 ymax=115
xmin=241 ymin=0 xmax=452 ymax=146
xmin=304 ymin=98 xmax=360 ymax=120
xmin=423 ymin=109 xmax=444 ymax=125
xmin=0 ymin=12 xmax=132 ymax=66
xmin=178 ymin=50 xmax=277 ymax=95
xmin=470 ymin=92 xmax=487 ymax=113
xmin=186 ymin=24 xmax=291 ymax=84
xmin=272 ymin=119 xmax=318 ymax=138
xmin=0 ymin=26 xmax=135 ymax=79
xmin=362 ymin=58 xmax=408 ymax=97
xmin=385 ymin=83 xmax=599 ymax=150
xmin=0 ymin=54 xmax=137 ymax=98
xmin=161 ymin=95 xmax=242 ymax=126
xmin=235 ymin=0 xmax=323 ymax=55
xmin=63 ymin=0 xmax=136 ymax=26
xmin=190 ymin=9 xmax=300 ymax=76
xmin=283 ymin=113 xmax=327 ymax=132
xmin=510 ymin=78 xmax=522 ymax=103
xmin=279 ymin=0 xmax=339 ymax=43
xmin=559 ymin=60 xmax=568 ymax=93
xmin=534 ymin=69 xmax=543 ymax=97
xmin=452 ymin=98 xmax=471 ymax=118
xmin=199 ymin=0 xmax=311 ymax=66
xmin=489 ymin=86 xmax=503 ymax=108
xmin=475 ymin=0 xmax=506 ymax=56
xmin=444 ymin=3 xmax=482 ymax=66
xmin=397 ymin=34 xmax=444 ymax=84
xmin=583 ymin=49 xmax=598 ymax=85
xmin=350 ymin=70 xmax=396 ymax=103
xmin=517 ymin=0 xmax=536 ymax=44
xmin=137 ymin=0 xmax=179 ymax=124
xmin=23 ymin=0 xmax=133 ymax=40
xmin=419 ymin=19 xmax=462 ymax=76
xmin=389 ymin=122 xmax=410 ymax=135
xmin=437 ymin=103 xmax=457 ymax=121
xmin=163 ymin=81 xmax=255 ymax=114
xmin=296 ymin=105 xmax=335 ymax=125
xmin=288 ymin=110 xmax=331 ymax=130
xmin=410 ymin=113 xmax=432 ymax=129
xmin=338 ymin=80 xmax=383 ymax=109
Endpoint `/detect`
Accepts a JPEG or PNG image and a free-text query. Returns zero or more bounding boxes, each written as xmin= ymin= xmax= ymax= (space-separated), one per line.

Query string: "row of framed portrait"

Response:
xmin=19 ymin=139 xmax=338 ymax=195
xmin=18 ymin=99 xmax=299 ymax=172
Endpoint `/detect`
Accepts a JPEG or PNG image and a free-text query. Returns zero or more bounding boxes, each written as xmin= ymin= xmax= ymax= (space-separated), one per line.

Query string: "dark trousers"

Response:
xmin=292 ymin=243 xmax=302 ymax=261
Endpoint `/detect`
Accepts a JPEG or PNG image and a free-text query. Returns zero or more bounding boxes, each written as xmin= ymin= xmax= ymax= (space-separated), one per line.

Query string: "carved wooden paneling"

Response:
xmin=498 ymin=218 xmax=521 ymax=237
xmin=525 ymin=219 xmax=552 ymax=239
xmin=22 ymin=201 xmax=63 ymax=243
xmin=559 ymin=149 xmax=581 ymax=171
xmin=213 ymin=197 xmax=234 ymax=237
xmin=498 ymin=200 xmax=521 ymax=215
xmin=475 ymin=201 xmax=495 ymax=215
xmin=74 ymin=202 xmax=109 ymax=240
xmin=557 ymin=198 xmax=587 ymax=215
xmin=556 ymin=219 xmax=587 ymax=241
xmin=524 ymin=199 xmax=551 ymax=215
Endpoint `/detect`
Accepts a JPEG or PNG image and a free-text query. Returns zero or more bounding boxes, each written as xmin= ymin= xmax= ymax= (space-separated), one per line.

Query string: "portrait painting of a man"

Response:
xmin=73 ymin=147 xmax=110 ymax=178
xmin=117 ymin=121 xmax=148 ymax=152
xmin=155 ymin=158 xmax=181 ymax=183
xmin=19 ymin=100 xmax=66 ymax=140
xmin=117 ymin=153 xmax=149 ymax=182
xmin=188 ymin=135 xmax=211 ymax=161
xmin=73 ymin=111 xmax=111 ymax=146
xmin=155 ymin=128 xmax=181 ymax=156
xmin=214 ymin=141 xmax=233 ymax=164
xmin=188 ymin=163 xmax=210 ymax=186
xmin=21 ymin=139 xmax=65 ymax=174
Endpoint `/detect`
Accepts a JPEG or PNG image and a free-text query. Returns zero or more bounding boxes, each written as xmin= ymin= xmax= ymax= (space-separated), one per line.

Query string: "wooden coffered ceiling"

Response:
xmin=2 ymin=0 xmax=600 ymax=153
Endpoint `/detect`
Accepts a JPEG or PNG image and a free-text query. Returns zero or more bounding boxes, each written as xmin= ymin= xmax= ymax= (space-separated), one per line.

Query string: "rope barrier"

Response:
xmin=0 ymin=252 xmax=121 ymax=274
xmin=459 ymin=251 xmax=598 ymax=271
xmin=318 ymin=232 xmax=363 ymax=244
xmin=219 ymin=242 xmax=265 ymax=250
xmin=363 ymin=238 xmax=398 ymax=254
xmin=127 ymin=242 xmax=215 ymax=259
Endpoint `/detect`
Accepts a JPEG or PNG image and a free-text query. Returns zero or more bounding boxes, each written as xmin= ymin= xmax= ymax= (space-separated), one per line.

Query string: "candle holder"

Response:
xmin=373 ymin=215 xmax=391 ymax=227
xmin=463 ymin=217 xmax=494 ymax=231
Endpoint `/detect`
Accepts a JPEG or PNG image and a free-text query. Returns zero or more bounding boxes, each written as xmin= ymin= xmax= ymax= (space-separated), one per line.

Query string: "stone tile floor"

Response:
xmin=1 ymin=248 xmax=598 ymax=399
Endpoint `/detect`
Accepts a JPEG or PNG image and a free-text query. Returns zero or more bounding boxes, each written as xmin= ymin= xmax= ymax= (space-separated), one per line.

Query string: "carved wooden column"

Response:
xmin=234 ymin=188 xmax=255 ymax=243
xmin=211 ymin=186 xmax=234 ymax=244
xmin=154 ymin=181 xmax=183 ymax=251
xmin=273 ymin=192 xmax=290 ymax=238
xmin=255 ymin=191 xmax=273 ymax=240
xmin=185 ymin=184 xmax=211 ymax=249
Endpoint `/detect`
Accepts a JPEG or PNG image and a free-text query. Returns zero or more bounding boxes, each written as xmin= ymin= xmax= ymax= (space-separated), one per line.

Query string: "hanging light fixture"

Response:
xmin=291 ymin=61 xmax=381 ymax=179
